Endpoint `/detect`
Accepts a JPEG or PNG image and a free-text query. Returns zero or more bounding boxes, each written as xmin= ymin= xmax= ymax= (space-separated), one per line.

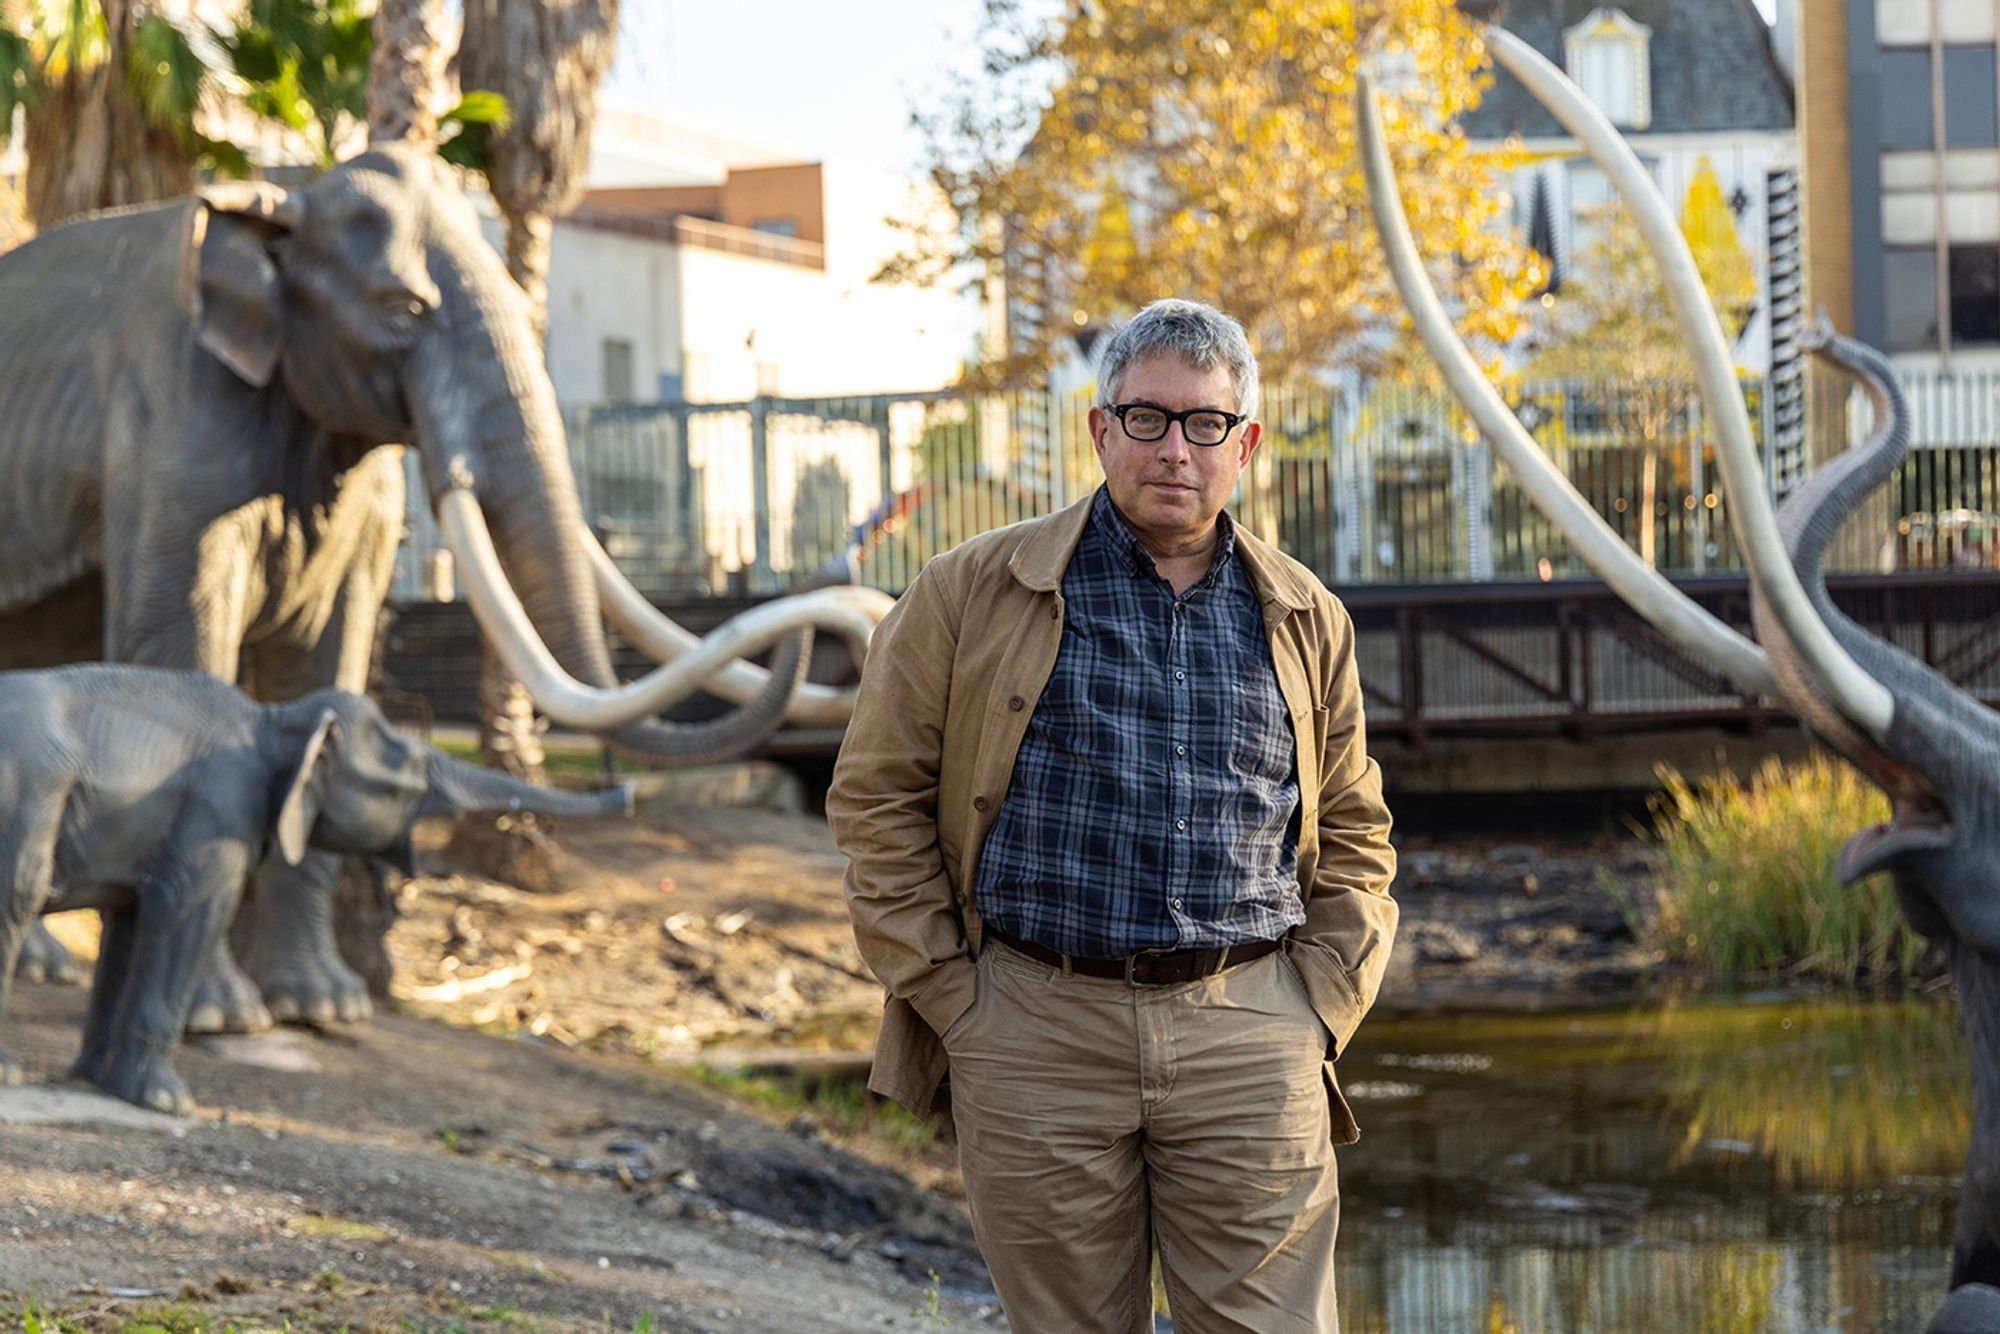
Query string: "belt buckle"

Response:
xmin=1124 ymin=948 xmax=1169 ymax=986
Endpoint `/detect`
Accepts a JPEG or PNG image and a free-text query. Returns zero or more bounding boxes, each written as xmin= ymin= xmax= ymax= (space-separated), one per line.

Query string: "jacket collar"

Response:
xmin=1008 ymin=487 xmax=1316 ymax=613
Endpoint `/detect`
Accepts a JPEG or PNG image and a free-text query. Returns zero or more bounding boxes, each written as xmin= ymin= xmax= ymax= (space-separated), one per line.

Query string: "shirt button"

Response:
xmin=973 ymin=796 xmax=990 ymax=812
xmin=1174 ymin=670 xmax=1186 ymax=682
xmin=1008 ymin=695 xmax=1025 ymax=711
xmin=1171 ymin=897 xmax=1184 ymax=910
xmin=1175 ymin=818 xmax=1187 ymax=831
xmin=1175 ymin=744 xmax=1187 ymax=756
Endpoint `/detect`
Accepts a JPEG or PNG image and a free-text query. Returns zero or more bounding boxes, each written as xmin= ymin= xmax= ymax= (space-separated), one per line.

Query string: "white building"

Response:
xmin=537 ymin=104 xmax=975 ymax=408
xmin=1462 ymin=1 xmax=1799 ymax=378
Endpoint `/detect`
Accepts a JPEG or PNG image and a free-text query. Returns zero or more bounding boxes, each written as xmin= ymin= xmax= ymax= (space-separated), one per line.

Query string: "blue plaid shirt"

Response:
xmin=972 ymin=488 xmax=1304 ymax=958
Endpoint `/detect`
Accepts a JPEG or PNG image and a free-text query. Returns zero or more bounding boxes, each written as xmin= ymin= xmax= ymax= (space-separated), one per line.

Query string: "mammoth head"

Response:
xmin=169 ymin=149 xmax=882 ymax=768
xmin=273 ymin=692 xmax=630 ymax=875
xmin=173 ymin=147 xmax=473 ymax=440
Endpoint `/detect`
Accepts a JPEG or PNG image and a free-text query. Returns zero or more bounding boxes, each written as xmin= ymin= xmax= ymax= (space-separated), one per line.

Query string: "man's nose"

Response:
xmin=1155 ymin=423 xmax=1194 ymax=460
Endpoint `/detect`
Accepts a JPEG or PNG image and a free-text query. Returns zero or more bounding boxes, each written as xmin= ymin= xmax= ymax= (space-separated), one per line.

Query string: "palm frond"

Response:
xmin=127 ymin=13 xmax=207 ymax=136
xmin=0 ymin=26 xmax=36 ymax=125
xmin=33 ymin=0 xmax=107 ymax=79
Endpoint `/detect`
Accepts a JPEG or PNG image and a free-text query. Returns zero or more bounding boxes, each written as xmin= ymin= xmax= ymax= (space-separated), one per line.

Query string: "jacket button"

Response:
xmin=1008 ymin=695 xmax=1025 ymax=711
xmin=973 ymin=795 xmax=990 ymax=811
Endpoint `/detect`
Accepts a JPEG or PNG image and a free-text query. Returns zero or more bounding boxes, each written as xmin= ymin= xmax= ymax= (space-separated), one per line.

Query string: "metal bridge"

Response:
xmin=381 ymin=572 xmax=2000 ymax=763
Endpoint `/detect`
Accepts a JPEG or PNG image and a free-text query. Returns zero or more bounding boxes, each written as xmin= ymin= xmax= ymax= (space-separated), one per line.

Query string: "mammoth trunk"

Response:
xmin=422 ymin=750 xmax=627 ymax=819
xmin=407 ymin=266 xmax=809 ymax=763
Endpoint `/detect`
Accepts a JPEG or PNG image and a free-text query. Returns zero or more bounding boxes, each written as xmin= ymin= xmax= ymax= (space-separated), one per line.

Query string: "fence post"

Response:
xmin=1334 ymin=388 xmax=1359 ymax=584
xmin=1467 ymin=436 xmax=1493 ymax=581
xmin=876 ymin=417 xmax=894 ymax=522
xmin=751 ymin=396 xmax=773 ymax=591
xmin=1691 ymin=394 xmax=1708 ymax=576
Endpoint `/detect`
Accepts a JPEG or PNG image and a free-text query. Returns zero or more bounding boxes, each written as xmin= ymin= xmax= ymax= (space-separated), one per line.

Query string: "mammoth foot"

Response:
xmin=255 ymin=953 xmax=373 ymax=1026
xmin=79 ymin=1045 xmax=192 ymax=1117
xmin=15 ymin=920 xmax=82 ymax=986
xmin=185 ymin=951 xmax=274 ymax=1035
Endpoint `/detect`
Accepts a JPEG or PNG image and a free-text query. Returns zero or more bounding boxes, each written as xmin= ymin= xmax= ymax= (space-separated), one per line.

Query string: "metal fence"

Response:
xmin=388 ymin=366 xmax=2000 ymax=602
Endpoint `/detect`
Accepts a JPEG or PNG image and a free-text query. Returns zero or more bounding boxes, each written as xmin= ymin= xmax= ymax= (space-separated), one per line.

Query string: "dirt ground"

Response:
xmin=0 ymin=791 xmax=1661 ymax=1333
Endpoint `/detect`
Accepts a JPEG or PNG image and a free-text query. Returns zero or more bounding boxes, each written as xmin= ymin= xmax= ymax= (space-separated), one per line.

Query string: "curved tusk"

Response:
xmin=583 ymin=525 xmax=890 ymax=729
xmin=440 ymin=487 xmax=873 ymax=730
xmin=1480 ymin=28 xmax=1892 ymax=742
xmin=1356 ymin=70 xmax=1775 ymax=698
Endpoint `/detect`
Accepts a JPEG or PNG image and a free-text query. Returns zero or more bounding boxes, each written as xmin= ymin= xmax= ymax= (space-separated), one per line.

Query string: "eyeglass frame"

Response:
xmin=1104 ymin=402 xmax=1249 ymax=447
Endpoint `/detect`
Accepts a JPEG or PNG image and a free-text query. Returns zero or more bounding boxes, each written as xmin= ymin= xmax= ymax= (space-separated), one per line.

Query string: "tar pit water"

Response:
xmin=1333 ymin=997 xmax=1967 ymax=1332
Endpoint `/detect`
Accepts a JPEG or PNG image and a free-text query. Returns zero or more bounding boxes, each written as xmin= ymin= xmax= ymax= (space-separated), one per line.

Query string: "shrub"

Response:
xmin=1637 ymin=753 xmax=1928 ymax=984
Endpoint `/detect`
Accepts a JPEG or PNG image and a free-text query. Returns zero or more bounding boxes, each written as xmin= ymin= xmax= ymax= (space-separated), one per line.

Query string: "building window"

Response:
xmin=1951 ymin=245 xmax=2000 ymax=345
xmin=1884 ymin=247 xmax=1938 ymax=352
xmin=1562 ymin=8 xmax=1652 ymax=130
xmin=752 ymin=218 xmax=799 ymax=238
xmin=602 ymin=338 xmax=635 ymax=403
xmin=1945 ymin=47 xmax=1999 ymax=148
xmin=1880 ymin=48 xmax=1933 ymax=150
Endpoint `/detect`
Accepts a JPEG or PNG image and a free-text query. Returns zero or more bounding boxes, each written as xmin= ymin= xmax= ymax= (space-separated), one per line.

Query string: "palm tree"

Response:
xmin=366 ymin=0 xmax=443 ymax=149
xmin=455 ymin=0 xmax=618 ymax=344
xmin=5 ymin=0 xmax=202 ymax=228
xmin=456 ymin=0 xmax=619 ymax=781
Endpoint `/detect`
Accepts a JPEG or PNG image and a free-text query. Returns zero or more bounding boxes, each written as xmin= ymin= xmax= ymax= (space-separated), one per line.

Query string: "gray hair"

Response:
xmin=1096 ymin=298 xmax=1261 ymax=420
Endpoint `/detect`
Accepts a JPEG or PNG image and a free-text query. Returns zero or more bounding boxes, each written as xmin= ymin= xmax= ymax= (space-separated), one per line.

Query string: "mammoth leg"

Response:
xmin=0 ymin=804 xmax=60 ymax=1086
xmin=182 ymin=933 xmax=273 ymax=1035
xmin=72 ymin=905 xmax=136 ymax=1088
xmin=229 ymin=477 xmax=401 ymax=1023
xmin=14 ymin=919 xmax=82 ymax=985
xmin=236 ymin=847 xmax=373 ymax=1025
xmin=92 ymin=838 xmax=252 ymax=1116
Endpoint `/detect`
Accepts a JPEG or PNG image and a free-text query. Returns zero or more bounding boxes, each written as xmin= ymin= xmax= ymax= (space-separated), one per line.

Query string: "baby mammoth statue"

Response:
xmin=0 ymin=664 xmax=631 ymax=1114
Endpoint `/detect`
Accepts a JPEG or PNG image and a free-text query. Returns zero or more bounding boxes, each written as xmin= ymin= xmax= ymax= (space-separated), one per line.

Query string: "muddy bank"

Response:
xmin=1378 ymin=838 xmax=1668 ymax=1013
xmin=0 ymin=801 xmax=1665 ymax=1331
xmin=0 ymin=979 xmax=991 ymax=1332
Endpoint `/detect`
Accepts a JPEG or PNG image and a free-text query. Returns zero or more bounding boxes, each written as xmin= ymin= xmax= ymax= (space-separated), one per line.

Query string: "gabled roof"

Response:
xmin=1458 ymin=0 xmax=1794 ymax=139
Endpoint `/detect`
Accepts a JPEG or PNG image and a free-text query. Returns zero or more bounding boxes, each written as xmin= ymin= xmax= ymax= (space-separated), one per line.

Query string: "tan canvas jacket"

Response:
xmin=827 ymin=494 xmax=1398 ymax=1139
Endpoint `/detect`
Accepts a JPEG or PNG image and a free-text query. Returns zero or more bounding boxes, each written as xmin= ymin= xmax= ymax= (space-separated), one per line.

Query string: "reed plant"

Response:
xmin=1636 ymin=753 xmax=1928 ymax=984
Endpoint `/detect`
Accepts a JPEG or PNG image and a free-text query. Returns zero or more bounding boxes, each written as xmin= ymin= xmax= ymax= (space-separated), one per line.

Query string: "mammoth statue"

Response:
xmin=0 ymin=145 xmax=888 ymax=1034
xmin=0 ymin=664 xmax=632 ymax=1116
xmin=1361 ymin=28 xmax=2000 ymax=1326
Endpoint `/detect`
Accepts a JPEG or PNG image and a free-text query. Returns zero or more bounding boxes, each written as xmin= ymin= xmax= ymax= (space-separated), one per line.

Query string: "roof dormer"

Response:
xmin=1562 ymin=7 xmax=1653 ymax=131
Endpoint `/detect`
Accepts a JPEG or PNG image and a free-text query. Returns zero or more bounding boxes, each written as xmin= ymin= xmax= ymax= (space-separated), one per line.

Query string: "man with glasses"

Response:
xmin=830 ymin=298 xmax=1396 ymax=1332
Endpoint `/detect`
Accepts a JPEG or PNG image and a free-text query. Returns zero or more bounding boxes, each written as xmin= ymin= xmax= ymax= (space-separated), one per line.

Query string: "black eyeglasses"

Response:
xmin=1106 ymin=403 xmax=1246 ymax=447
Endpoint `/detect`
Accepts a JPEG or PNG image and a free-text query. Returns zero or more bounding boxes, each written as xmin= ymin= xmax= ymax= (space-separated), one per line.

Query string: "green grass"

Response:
xmin=5 ymin=1289 xmax=666 ymax=1334
xmin=9 ymin=1296 xmax=242 ymax=1334
xmin=431 ymin=737 xmax=645 ymax=785
xmin=1632 ymin=754 xmax=1928 ymax=984
xmin=687 ymin=1064 xmax=938 ymax=1149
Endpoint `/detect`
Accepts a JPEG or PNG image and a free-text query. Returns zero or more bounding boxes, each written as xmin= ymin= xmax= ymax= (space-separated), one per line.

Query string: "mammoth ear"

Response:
xmin=276 ymin=707 xmax=339 ymax=867
xmin=175 ymin=181 xmax=301 ymax=388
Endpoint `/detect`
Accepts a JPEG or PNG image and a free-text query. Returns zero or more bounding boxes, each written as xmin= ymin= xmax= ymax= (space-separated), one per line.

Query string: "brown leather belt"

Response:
xmin=987 ymin=927 xmax=1283 ymax=986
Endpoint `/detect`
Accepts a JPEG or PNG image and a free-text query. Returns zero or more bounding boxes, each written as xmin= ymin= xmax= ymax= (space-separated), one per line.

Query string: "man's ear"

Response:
xmin=175 ymin=181 xmax=301 ymax=388
xmin=1237 ymin=419 xmax=1264 ymax=465
xmin=276 ymin=708 xmax=338 ymax=866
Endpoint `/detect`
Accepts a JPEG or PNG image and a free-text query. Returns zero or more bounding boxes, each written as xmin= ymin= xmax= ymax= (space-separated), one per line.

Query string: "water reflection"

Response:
xmin=1337 ymin=998 xmax=1966 ymax=1332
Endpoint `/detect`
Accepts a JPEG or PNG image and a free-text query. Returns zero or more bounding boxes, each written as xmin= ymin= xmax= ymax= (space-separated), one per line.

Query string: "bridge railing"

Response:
xmin=388 ymin=368 xmax=2000 ymax=602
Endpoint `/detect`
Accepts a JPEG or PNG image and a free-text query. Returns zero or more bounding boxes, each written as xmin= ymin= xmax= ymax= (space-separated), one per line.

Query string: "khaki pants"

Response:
xmin=943 ymin=940 xmax=1340 ymax=1334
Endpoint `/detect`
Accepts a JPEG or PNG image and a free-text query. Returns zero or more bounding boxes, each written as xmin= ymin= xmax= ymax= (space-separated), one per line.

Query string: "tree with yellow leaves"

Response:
xmin=1523 ymin=156 xmax=1762 ymax=568
xmin=888 ymin=0 xmax=1544 ymax=388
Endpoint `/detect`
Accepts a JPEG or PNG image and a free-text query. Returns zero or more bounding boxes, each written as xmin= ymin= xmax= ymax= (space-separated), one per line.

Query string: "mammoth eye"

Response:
xmin=378 ymin=288 xmax=432 ymax=325
xmin=381 ymin=290 xmax=423 ymax=315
